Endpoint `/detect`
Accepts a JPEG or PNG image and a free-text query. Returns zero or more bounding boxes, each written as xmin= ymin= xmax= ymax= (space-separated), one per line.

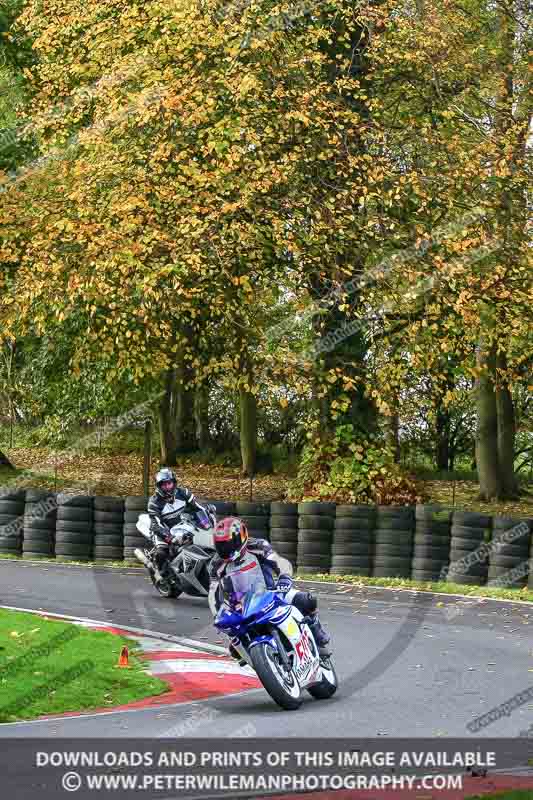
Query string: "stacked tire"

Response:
xmin=269 ymin=502 xmax=298 ymax=568
xmin=22 ymin=489 xmax=57 ymax=559
xmin=373 ymin=506 xmax=415 ymax=578
xmin=411 ymin=505 xmax=452 ymax=582
xmin=446 ymin=511 xmax=491 ymax=585
xmin=0 ymin=486 xmax=25 ymax=556
xmin=297 ymin=503 xmax=335 ymax=574
xmin=204 ymin=500 xmax=236 ymax=523
xmin=235 ymin=502 xmax=270 ymax=541
xmin=331 ymin=506 xmax=375 ymax=576
xmin=487 ymin=516 xmax=531 ymax=588
xmin=123 ymin=497 xmax=149 ymax=561
xmin=55 ymin=494 xmax=94 ymax=562
xmin=93 ymin=496 xmax=124 ymax=562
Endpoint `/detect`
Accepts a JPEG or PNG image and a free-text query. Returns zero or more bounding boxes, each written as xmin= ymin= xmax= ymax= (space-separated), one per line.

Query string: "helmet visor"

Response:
xmin=215 ymin=539 xmax=236 ymax=561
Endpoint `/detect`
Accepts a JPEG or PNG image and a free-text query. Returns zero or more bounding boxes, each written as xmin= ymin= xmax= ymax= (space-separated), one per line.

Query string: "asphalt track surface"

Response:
xmin=0 ymin=559 xmax=532 ymax=738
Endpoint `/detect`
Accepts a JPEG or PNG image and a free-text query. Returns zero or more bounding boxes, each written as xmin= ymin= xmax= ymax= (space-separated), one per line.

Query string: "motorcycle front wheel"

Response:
xmin=149 ymin=570 xmax=181 ymax=599
xmin=250 ymin=642 xmax=302 ymax=710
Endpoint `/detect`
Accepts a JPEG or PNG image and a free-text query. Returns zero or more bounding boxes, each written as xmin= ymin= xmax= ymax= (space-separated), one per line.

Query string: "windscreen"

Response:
xmin=194 ymin=508 xmax=212 ymax=530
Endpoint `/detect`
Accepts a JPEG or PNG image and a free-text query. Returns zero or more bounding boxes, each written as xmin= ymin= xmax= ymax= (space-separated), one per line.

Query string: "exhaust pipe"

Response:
xmin=134 ymin=548 xmax=152 ymax=569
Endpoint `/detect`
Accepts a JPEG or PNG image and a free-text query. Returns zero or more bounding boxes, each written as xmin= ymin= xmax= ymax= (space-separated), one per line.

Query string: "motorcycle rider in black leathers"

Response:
xmin=147 ymin=468 xmax=210 ymax=581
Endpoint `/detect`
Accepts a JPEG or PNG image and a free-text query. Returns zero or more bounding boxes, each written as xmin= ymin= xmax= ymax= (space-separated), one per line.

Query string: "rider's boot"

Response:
xmin=153 ymin=552 xmax=169 ymax=584
xmin=308 ymin=612 xmax=332 ymax=658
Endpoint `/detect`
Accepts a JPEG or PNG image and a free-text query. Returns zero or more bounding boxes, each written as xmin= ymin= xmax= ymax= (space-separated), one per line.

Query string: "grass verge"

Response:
xmin=296 ymin=573 xmax=533 ymax=603
xmin=0 ymin=609 xmax=168 ymax=723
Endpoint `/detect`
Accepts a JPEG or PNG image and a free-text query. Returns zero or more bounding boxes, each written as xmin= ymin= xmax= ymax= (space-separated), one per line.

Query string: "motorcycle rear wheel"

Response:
xmin=250 ymin=642 xmax=302 ymax=710
xmin=307 ymin=656 xmax=338 ymax=700
xmin=149 ymin=570 xmax=181 ymax=599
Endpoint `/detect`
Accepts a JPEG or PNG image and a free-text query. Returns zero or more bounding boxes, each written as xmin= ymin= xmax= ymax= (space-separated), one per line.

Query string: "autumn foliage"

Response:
xmin=0 ymin=0 xmax=531 ymax=502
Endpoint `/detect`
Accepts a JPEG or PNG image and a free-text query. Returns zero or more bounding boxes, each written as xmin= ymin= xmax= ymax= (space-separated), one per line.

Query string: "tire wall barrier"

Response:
xmin=332 ymin=505 xmax=375 ymax=576
xmin=236 ymin=501 xmax=270 ymax=542
xmin=270 ymin=502 xmax=298 ymax=570
xmin=123 ymin=496 xmax=149 ymax=561
xmin=94 ymin=496 xmax=125 ymax=562
xmin=488 ymin=515 xmax=530 ymax=588
xmin=23 ymin=489 xmax=57 ymax=560
xmin=413 ymin=505 xmax=452 ymax=582
xmin=55 ymin=494 xmax=93 ymax=562
xmin=446 ymin=511 xmax=492 ymax=586
xmin=373 ymin=505 xmax=414 ymax=578
xmin=0 ymin=487 xmax=531 ymax=588
xmin=297 ymin=503 xmax=335 ymax=574
xmin=0 ymin=487 xmax=25 ymax=556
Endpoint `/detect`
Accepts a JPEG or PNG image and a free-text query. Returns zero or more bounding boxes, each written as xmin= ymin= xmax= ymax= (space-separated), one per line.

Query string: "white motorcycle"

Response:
xmin=135 ymin=508 xmax=216 ymax=599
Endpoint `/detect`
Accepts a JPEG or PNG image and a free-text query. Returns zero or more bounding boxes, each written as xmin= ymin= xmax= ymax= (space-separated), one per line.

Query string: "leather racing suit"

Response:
xmin=147 ymin=487 xmax=204 ymax=574
xmin=208 ymin=538 xmax=330 ymax=654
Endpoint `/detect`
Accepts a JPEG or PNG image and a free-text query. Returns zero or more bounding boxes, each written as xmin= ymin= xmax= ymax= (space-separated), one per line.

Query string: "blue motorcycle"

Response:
xmin=215 ymin=585 xmax=338 ymax=710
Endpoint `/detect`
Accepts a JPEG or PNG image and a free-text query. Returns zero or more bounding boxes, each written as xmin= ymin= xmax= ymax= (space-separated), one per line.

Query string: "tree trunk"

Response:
xmin=240 ymin=385 xmax=257 ymax=478
xmin=175 ymin=382 xmax=195 ymax=454
xmin=391 ymin=414 xmax=400 ymax=462
xmin=158 ymin=369 xmax=178 ymax=465
xmin=448 ymin=428 xmax=459 ymax=472
xmin=386 ymin=408 xmax=400 ymax=463
xmin=307 ymin=11 xmax=376 ymax=440
xmin=489 ymin=6 xmax=522 ymax=500
xmin=310 ymin=271 xmax=376 ymax=438
xmin=435 ymin=405 xmax=450 ymax=471
xmin=194 ymin=385 xmax=210 ymax=451
xmin=475 ymin=341 xmax=502 ymax=499
xmin=496 ymin=353 xmax=519 ymax=497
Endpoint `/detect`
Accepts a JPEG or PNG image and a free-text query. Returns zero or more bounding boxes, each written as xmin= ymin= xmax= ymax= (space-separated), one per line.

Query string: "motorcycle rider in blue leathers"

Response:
xmin=208 ymin=516 xmax=331 ymax=658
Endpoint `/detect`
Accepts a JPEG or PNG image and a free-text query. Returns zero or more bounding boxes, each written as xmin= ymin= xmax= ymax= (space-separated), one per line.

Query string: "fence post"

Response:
xmin=143 ymin=419 xmax=152 ymax=496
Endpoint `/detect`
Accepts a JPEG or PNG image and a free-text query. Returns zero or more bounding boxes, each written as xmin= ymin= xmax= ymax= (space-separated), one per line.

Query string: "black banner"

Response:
xmin=0 ymin=738 xmax=532 ymax=799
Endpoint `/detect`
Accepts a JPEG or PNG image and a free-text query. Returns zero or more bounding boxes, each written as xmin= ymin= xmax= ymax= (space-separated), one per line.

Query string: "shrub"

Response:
xmin=287 ymin=424 xmax=424 ymax=505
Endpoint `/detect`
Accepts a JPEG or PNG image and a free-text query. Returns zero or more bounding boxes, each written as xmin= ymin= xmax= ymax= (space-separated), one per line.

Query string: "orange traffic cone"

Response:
xmin=116 ymin=646 xmax=130 ymax=668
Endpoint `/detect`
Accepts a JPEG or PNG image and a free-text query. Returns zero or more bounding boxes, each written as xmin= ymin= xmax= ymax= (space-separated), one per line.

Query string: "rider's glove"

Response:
xmin=276 ymin=574 xmax=293 ymax=594
xmin=180 ymin=531 xmax=194 ymax=546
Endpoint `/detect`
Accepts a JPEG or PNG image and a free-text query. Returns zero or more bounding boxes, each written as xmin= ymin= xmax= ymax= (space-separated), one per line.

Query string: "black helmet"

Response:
xmin=155 ymin=468 xmax=177 ymax=500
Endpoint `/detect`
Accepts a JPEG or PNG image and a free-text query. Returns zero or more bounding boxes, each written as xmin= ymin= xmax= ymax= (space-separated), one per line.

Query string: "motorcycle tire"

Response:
xmin=307 ymin=656 xmax=339 ymax=700
xmin=250 ymin=641 xmax=302 ymax=710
